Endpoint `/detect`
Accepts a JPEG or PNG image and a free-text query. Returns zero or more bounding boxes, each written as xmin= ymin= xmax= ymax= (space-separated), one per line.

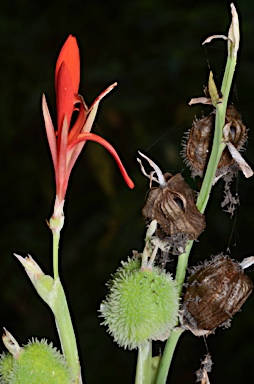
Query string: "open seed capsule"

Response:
xmin=142 ymin=173 xmax=205 ymax=241
xmin=183 ymin=105 xmax=247 ymax=179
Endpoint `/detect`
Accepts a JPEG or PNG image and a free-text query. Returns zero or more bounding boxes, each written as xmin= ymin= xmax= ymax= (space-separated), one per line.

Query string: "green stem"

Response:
xmin=53 ymin=231 xmax=60 ymax=280
xmin=51 ymin=230 xmax=81 ymax=383
xmin=221 ymin=56 xmax=237 ymax=100
xmin=175 ymin=240 xmax=193 ymax=296
xmin=155 ymin=40 xmax=238 ymax=384
xmin=155 ymin=328 xmax=184 ymax=384
xmin=197 ymin=55 xmax=237 ymax=213
xmin=135 ymin=341 xmax=152 ymax=384
xmin=51 ymin=278 xmax=82 ymax=383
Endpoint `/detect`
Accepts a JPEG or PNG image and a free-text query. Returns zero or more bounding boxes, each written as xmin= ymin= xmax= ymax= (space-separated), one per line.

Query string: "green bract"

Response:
xmin=100 ymin=257 xmax=179 ymax=349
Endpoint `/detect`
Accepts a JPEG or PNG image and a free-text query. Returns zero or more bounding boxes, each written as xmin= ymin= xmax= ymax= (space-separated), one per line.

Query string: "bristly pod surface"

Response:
xmin=99 ymin=257 xmax=179 ymax=350
xmin=182 ymin=105 xmax=247 ymax=179
xmin=0 ymin=338 xmax=72 ymax=384
xmin=181 ymin=254 xmax=253 ymax=336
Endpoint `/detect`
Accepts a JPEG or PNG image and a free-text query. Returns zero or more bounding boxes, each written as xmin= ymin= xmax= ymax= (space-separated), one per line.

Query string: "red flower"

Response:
xmin=42 ymin=35 xmax=134 ymax=217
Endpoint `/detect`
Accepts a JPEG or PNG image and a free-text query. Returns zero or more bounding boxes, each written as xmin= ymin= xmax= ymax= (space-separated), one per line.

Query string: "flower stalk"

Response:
xmin=155 ymin=4 xmax=240 ymax=383
xmin=50 ymin=278 xmax=81 ymax=383
xmin=41 ymin=35 xmax=134 ymax=382
xmin=13 ymin=33 xmax=134 ymax=384
xmin=135 ymin=341 xmax=152 ymax=384
xmin=14 ymin=254 xmax=81 ymax=383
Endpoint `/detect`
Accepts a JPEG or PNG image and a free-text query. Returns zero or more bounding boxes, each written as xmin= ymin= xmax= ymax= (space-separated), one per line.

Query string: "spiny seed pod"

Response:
xmin=0 ymin=338 xmax=72 ymax=384
xmin=100 ymin=257 xmax=179 ymax=349
xmin=182 ymin=254 xmax=253 ymax=336
xmin=142 ymin=173 xmax=206 ymax=241
xmin=183 ymin=105 xmax=247 ymax=178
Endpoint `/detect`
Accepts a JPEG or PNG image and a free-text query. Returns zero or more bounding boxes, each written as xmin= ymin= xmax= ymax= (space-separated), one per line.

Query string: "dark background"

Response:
xmin=1 ymin=0 xmax=254 ymax=383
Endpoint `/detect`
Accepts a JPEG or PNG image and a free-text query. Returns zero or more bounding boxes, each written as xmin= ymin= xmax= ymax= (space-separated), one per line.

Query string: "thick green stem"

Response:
xmin=51 ymin=231 xmax=82 ymax=383
xmin=51 ymin=278 xmax=82 ymax=383
xmin=135 ymin=341 xmax=152 ymax=384
xmin=155 ymin=328 xmax=184 ymax=384
xmin=175 ymin=240 xmax=193 ymax=295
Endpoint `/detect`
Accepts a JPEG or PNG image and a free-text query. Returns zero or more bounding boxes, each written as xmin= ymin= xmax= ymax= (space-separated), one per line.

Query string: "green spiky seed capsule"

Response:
xmin=0 ymin=353 xmax=14 ymax=383
xmin=100 ymin=257 xmax=179 ymax=349
xmin=0 ymin=339 xmax=72 ymax=384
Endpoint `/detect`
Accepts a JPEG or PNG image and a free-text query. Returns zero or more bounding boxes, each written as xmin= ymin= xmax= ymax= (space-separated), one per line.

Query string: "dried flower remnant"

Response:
xmin=196 ymin=354 xmax=213 ymax=384
xmin=182 ymin=254 xmax=253 ymax=336
xmin=223 ymin=122 xmax=253 ymax=178
xmin=201 ymin=3 xmax=239 ymax=59
xmin=182 ymin=105 xmax=247 ymax=179
xmin=138 ymin=152 xmax=205 ymax=254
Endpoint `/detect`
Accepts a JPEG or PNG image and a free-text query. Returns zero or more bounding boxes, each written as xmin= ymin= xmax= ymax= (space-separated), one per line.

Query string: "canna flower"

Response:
xmin=42 ymin=35 xmax=134 ymax=220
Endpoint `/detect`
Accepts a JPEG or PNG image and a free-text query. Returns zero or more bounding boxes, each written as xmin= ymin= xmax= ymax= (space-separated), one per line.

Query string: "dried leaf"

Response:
xmin=202 ymin=4 xmax=239 ymax=57
xmin=208 ymin=71 xmax=221 ymax=106
xmin=228 ymin=3 xmax=239 ymax=57
xmin=202 ymin=34 xmax=228 ymax=45
xmin=188 ymin=97 xmax=212 ymax=106
xmin=240 ymin=256 xmax=254 ymax=270
xmin=225 ymin=142 xmax=253 ymax=178
xmin=137 ymin=151 xmax=167 ymax=187
xmin=196 ymin=354 xmax=213 ymax=384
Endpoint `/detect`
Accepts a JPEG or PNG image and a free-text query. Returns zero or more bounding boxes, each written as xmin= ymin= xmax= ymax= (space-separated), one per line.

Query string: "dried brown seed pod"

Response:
xmin=182 ymin=254 xmax=253 ymax=336
xmin=142 ymin=172 xmax=206 ymax=241
xmin=137 ymin=152 xmax=206 ymax=255
xmin=183 ymin=105 xmax=247 ymax=178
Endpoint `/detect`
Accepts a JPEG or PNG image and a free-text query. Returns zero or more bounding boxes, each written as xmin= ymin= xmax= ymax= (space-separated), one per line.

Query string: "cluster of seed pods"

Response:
xmin=140 ymin=103 xmax=252 ymax=335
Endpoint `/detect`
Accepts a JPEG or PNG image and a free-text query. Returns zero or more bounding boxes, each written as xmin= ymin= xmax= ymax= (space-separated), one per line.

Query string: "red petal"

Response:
xmin=69 ymin=132 xmax=134 ymax=189
xmin=57 ymin=116 xmax=69 ymax=201
xmin=56 ymin=62 xmax=75 ymax=134
xmin=42 ymin=94 xmax=57 ymax=173
xmin=67 ymin=96 xmax=87 ymax=144
xmin=89 ymin=82 xmax=117 ymax=112
xmin=55 ymin=35 xmax=80 ymax=94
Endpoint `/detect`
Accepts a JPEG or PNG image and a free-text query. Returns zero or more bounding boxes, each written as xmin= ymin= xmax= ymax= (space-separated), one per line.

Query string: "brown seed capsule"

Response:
xmin=183 ymin=105 xmax=247 ymax=178
xmin=142 ymin=173 xmax=206 ymax=241
xmin=182 ymin=254 xmax=253 ymax=336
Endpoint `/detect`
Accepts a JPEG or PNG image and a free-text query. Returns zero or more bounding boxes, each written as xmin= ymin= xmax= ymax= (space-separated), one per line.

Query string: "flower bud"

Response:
xmin=100 ymin=257 xmax=179 ymax=349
